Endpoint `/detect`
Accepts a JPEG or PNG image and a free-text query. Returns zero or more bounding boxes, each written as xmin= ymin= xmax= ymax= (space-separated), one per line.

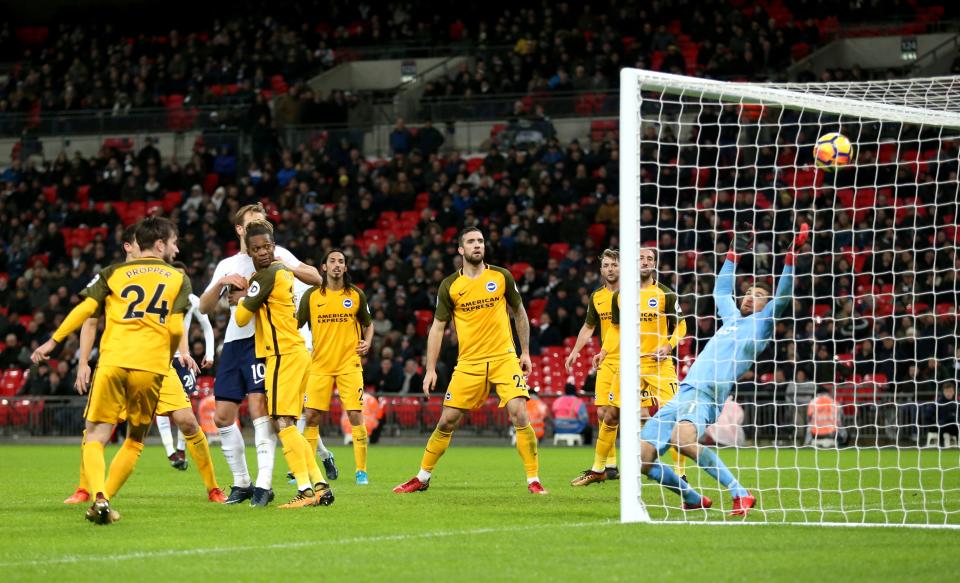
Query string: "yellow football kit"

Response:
xmin=436 ymin=264 xmax=528 ymax=409
xmin=637 ymin=282 xmax=686 ymax=408
xmin=297 ymin=284 xmax=373 ymax=412
xmin=587 ymin=286 xmax=619 ymax=407
xmin=54 ymin=258 xmax=191 ymax=427
xmin=235 ymin=261 xmax=310 ymax=418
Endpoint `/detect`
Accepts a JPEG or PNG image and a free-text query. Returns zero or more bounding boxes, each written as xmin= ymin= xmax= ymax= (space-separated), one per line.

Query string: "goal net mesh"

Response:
xmin=618 ymin=69 xmax=960 ymax=527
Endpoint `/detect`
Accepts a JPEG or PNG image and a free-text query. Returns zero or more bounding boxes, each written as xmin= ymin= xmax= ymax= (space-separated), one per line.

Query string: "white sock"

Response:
xmin=416 ymin=469 xmax=432 ymax=482
xmin=253 ymin=416 xmax=276 ymax=490
xmin=527 ymin=476 xmax=540 ymax=484
xmin=218 ymin=423 xmax=251 ymax=488
xmin=316 ymin=433 xmax=332 ymax=460
xmin=176 ymin=430 xmax=186 ymax=452
xmin=156 ymin=416 xmax=176 ymax=457
xmin=296 ymin=413 xmax=306 ymax=433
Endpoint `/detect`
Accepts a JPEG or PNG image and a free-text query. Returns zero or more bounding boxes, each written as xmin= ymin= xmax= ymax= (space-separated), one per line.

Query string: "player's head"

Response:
xmin=458 ymin=227 xmax=485 ymax=266
xmin=121 ymin=221 xmax=141 ymax=260
xmin=320 ymin=249 xmax=351 ymax=292
xmin=244 ymin=219 xmax=276 ymax=269
xmin=136 ymin=217 xmax=178 ymax=263
xmin=600 ymin=248 xmax=620 ymax=285
xmin=234 ymin=202 xmax=268 ymax=242
xmin=741 ymin=281 xmax=771 ymax=316
xmin=638 ymin=248 xmax=656 ymax=280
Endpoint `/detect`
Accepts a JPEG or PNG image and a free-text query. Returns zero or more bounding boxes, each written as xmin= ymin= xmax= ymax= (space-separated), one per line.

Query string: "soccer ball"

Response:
xmin=813 ymin=132 xmax=853 ymax=171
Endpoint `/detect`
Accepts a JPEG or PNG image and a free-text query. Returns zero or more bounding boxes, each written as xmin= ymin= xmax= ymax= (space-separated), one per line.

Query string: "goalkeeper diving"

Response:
xmin=638 ymin=223 xmax=808 ymax=516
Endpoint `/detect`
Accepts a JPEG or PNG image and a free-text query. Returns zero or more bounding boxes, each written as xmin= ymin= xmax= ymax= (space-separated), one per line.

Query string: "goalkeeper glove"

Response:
xmin=785 ymin=223 xmax=810 ymax=266
xmin=726 ymin=230 xmax=753 ymax=262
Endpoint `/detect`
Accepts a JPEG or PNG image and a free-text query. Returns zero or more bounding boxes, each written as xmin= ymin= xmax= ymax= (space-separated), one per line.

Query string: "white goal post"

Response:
xmin=619 ymin=68 xmax=960 ymax=527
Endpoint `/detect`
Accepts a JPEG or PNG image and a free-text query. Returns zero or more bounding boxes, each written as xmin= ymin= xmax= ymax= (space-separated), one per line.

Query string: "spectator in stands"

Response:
xmin=416 ymin=120 xmax=445 ymax=156
xmin=0 ymin=334 xmax=23 ymax=369
xmin=937 ymin=382 xmax=959 ymax=442
xmin=370 ymin=357 xmax=404 ymax=393
xmin=397 ymin=359 xmax=423 ymax=395
xmin=390 ymin=118 xmax=413 ymax=155
xmin=533 ymin=312 xmax=564 ymax=350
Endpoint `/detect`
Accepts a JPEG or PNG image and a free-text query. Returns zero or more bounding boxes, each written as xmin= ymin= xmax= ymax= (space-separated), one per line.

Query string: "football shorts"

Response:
xmin=265 ymin=350 xmax=310 ymax=417
xmin=84 ymin=366 xmax=164 ymax=427
xmin=444 ymin=356 xmax=529 ymax=410
xmin=156 ymin=367 xmax=193 ymax=416
xmin=214 ymin=337 xmax=265 ymax=403
xmin=640 ymin=358 xmax=680 ymax=409
xmin=640 ymin=384 xmax=719 ymax=454
xmin=305 ymin=367 xmax=365 ymax=412
xmin=594 ymin=358 xmax=620 ymax=408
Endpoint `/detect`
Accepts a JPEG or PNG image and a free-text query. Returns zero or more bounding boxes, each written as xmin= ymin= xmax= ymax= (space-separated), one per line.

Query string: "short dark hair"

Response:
xmin=243 ymin=219 xmax=274 ymax=247
xmin=136 ymin=217 xmax=177 ymax=250
xmin=751 ymin=281 xmax=772 ymax=295
xmin=458 ymin=226 xmax=483 ymax=246
xmin=171 ymin=261 xmax=188 ymax=271
xmin=121 ymin=221 xmax=141 ymax=245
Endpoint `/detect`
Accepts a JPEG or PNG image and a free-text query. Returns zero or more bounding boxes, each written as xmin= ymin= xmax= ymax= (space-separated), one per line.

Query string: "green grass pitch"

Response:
xmin=1 ymin=443 xmax=958 ymax=581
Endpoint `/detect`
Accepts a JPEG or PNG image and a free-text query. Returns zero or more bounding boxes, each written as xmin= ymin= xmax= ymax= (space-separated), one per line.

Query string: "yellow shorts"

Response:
xmin=156 ymin=368 xmax=192 ymax=416
xmin=85 ymin=366 xmax=164 ymax=427
xmin=266 ymin=350 xmax=310 ymax=418
xmin=640 ymin=359 xmax=680 ymax=408
xmin=305 ymin=368 xmax=365 ymax=412
xmin=594 ymin=359 xmax=620 ymax=408
xmin=444 ymin=357 xmax=529 ymax=410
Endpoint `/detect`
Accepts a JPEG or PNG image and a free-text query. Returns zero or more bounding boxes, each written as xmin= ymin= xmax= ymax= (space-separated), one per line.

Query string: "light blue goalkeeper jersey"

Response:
xmin=681 ymin=259 xmax=793 ymax=403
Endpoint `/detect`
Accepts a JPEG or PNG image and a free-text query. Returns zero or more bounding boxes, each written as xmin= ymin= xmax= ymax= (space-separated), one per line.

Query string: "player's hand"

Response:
xmin=519 ymin=352 xmax=532 ymax=375
xmin=178 ymin=353 xmax=201 ymax=376
xmin=200 ymin=357 xmax=214 ymax=369
xmin=732 ymin=231 xmax=754 ymax=255
xmin=30 ymin=339 xmax=57 ymax=364
xmin=592 ymin=350 xmax=607 ymax=371
xmin=220 ymin=274 xmax=248 ymax=290
xmin=786 ymin=223 xmax=810 ymax=266
xmin=356 ymin=339 xmax=371 ymax=356
xmin=654 ymin=343 xmax=673 ymax=361
xmin=227 ymin=289 xmax=246 ymax=306
xmin=564 ymin=351 xmax=578 ymax=373
xmin=75 ymin=362 xmax=91 ymax=395
xmin=422 ymin=369 xmax=438 ymax=395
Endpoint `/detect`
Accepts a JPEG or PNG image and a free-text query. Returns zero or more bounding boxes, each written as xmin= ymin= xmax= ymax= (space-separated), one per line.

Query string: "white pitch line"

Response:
xmin=0 ymin=520 xmax=616 ymax=569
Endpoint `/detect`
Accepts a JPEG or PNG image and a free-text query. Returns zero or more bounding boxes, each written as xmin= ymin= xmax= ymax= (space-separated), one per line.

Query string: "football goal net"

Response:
xmin=618 ymin=68 xmax=960 ymax=528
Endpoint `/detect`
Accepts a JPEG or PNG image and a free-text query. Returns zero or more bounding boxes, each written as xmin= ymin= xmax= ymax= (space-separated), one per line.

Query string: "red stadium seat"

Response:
xmin=414 ymin=310 xmax=433 ymax=337
xmin=509 ymin=262 xmax=531 ymax=281
xmin=0 ymin=369 xmax=26 ymax=396
xmin=586 ymin=223 xmax=607 ymax=248
xmin=549 ymin=242 xmax=570 ymax=261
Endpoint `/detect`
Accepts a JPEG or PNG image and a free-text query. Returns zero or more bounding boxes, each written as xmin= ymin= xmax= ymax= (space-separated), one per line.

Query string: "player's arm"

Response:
xmin=656 ymin=285 xmax=686 ymax=360
xmin=715 ymin=230 xmax=752 ymax=323
xmin=175 ymin=327 xmax=200 ymax=375
xmin=423 ymin=278 xmax=454 ymax=394
xmin=235 ymin=268 xmax=277 ymax=327
xmin=74 ymin=317 xmax=99 ymax=394
xmin=276 ymin=246 xmax=322 ymax=286
xmin=356 ymin=289 xmax=374 ymax=356
xmin=192 ymin=300 xmax=216 ymax=368
xmin=168 ymin=274 xmax=194 ymax=363
xmin=198 ymin=262 xmax=249 ymax=315
xmin=32 ymin=269 xmax=112 ymax=363
xmin=296 ymin=286 xmax=316 ymax=329
xmin=502 ymin=268 xmax=532 ymax=374
xmin=762 ymin=224 xmax=808 ymax=319
xmin=565 ymin=293 xmax=598 ymax=371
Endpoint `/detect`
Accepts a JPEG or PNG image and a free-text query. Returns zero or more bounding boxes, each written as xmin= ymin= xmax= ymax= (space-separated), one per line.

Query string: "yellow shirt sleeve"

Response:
xmin=234 ymin=302 xmax=255 ymax=327
xmin=669 ymin=316 xmax=687 ymax=349
xmin=601 ymin=322 xmax=619 ymax=355
xmin=52 ymin=297 xmax=100 ymax=343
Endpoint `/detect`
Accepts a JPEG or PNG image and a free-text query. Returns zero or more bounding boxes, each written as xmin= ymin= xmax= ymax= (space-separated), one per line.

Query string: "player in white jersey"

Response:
xmin=156 ymin=263 xmax=216 ymax=470
xmin=198 ymin=203 xmax=321 ymax=506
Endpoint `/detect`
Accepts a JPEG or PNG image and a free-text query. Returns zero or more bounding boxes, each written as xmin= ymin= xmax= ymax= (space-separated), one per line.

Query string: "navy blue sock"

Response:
xmin=697 ymin=447 xmax=748 ymax=498
xmin=647 ymin=461 xmax=702 ymax=505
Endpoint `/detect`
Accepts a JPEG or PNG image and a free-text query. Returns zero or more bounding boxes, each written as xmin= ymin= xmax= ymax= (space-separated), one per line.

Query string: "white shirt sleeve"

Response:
xmin=190 ymin=295 xmax=216 ymax=362
xmin=203 ymin=258 xmax=231 ymax=295
xmin=275 ymin=245 xmax=302 ymax=270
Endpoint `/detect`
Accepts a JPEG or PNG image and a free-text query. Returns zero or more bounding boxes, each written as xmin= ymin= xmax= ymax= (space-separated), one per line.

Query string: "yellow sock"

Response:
xmin=78 ymin=430 xmax=89 ymax=492
xmin=670 ymin=447 xmax=686 ymax=477
xmin=105 ymin=439 xmax=144 ymax=499
xmin=592 ymin=422 xmax=618 ymax=472
xmin=351 ymin=425 xmax=368 ymax=472
xmin=302 ymin=424 xmax=319 ymax=458
xmin=420 ymin=428 xmax=453 ymax=472
xmin=278 ymin=426 xmax=310 ymax=489
xmin=514 ymin=423 xmax=540 ymax=479
xmin=301 ymin=432 xmax=325 ymax=487
xmin=606 ymin=439 xmax=618 ymax=469
xmin=184 ymin=430 xmax=219 ymax=492
xmin=81 ymin=441 xmax=106 ymax=498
